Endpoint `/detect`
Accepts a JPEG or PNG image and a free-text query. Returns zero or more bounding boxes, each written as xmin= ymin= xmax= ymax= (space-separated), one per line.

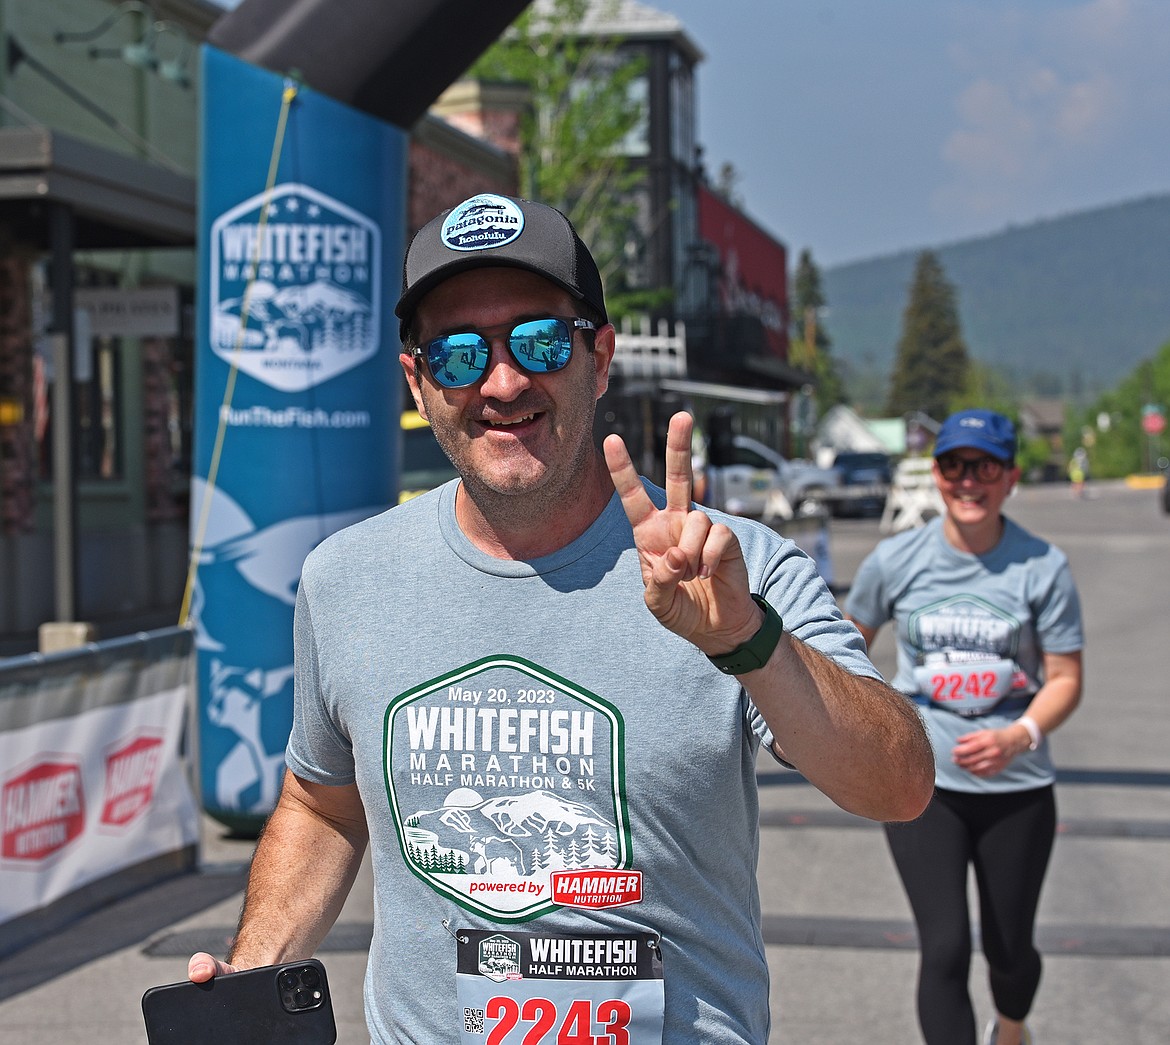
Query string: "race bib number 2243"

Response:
xmin=455 ymin=930 xmax=664 ymax=1045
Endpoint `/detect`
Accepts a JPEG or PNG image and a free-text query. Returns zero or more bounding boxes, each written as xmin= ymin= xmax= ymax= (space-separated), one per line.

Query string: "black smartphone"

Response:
xmin=141 ymin=959 xmax=337 ymax=1045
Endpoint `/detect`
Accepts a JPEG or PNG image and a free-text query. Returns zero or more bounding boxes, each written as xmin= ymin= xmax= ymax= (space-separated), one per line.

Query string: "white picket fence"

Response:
xmin=610 ymin=316 xmax=686 ymax=378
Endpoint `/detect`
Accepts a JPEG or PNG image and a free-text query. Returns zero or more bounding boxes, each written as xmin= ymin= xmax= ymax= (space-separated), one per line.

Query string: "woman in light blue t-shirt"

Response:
xmin=847 ymin=409 xmax=1084 ymax=1045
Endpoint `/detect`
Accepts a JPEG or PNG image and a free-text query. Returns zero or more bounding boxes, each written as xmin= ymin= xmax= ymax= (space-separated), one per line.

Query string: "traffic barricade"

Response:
xmin=0 ymin=626 xmax=200 ymax=956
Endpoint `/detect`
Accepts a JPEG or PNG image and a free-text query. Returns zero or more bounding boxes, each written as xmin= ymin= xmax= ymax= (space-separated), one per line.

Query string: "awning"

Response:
xmin=0 ymin=127 xmax=196 ymax=248
xmin=744 ymin=355 xmax=816 ymax=388
xmin=658 ymin=379 xmax=789 ymax=405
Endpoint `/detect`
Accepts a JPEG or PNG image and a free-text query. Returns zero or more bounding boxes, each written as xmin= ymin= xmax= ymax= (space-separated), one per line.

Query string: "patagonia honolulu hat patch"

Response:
xmin=395 ymin=194 xmax=607 ymax=337
xmin=442 ymin=194 xmax=526 ymax=251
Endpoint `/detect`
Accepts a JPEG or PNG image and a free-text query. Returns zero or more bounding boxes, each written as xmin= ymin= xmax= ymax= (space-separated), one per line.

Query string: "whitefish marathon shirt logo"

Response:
xmin=908 ymin=594 xmax=1020 ymax=660
xmin=384 ymin=656 xmax=632 ymax=922
xmin=210 ymin=183 xmax=380 ymax=392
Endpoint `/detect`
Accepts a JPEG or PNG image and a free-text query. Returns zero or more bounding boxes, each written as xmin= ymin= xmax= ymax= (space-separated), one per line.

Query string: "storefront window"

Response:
xmin=33 ymin=335 xmax=121 ymax=483
xmin=77 ymin=338 xmax=122 ymax=481
xmin=30 ymin=265 xmax=191 ymax=503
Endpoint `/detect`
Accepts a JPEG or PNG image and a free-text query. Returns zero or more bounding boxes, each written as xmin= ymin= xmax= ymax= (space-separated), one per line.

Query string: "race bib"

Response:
xmin=913 ymin=657 xmax=1022 ymax=717
xmin=454 ymin=929 xmax=664 ymax=1044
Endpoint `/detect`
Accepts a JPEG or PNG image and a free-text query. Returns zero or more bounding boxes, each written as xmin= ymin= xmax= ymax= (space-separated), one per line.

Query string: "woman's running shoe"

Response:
xmin=982 ymin=1020 xmax=1033 ymax=1045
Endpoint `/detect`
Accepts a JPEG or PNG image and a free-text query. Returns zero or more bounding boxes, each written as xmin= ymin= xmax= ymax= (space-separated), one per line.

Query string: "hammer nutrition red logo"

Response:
xmin=2 ymin=760 xmax=86 ymax=861
xmin=101 ymin=735 xmax=164 ymax=827
xmin=551 ymin=869 xmax=643 ymax=910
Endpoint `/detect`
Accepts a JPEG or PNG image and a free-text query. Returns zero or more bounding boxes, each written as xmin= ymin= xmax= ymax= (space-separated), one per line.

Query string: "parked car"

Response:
xmin=705 ymin=435 xmax=842 ymax=519
xmin=829 ymin=450 xmax=894 ymax=517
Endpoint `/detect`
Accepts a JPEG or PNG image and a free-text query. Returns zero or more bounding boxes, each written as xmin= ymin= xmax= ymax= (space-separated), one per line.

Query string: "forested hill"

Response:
xmin=821 ymin=193 xmax=1170 ymax=402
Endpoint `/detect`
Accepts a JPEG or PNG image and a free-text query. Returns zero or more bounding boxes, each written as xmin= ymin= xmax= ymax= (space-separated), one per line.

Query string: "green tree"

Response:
xmin=950 ymin=360 xmax=1016 ymax=414
xmin=1070 ymin=342 xmax=1170 ymax=478
xmin=468 ymin=0 xmax=646 ymax=302
xmin=885 ymin=251 xmax=970 ymax=420
xmin=790 ymin=248 xmax=845 ymax=410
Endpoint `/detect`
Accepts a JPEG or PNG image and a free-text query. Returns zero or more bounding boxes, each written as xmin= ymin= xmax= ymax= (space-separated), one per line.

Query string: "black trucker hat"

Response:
xmin=395 ymin=193 xmax=607 ymax=338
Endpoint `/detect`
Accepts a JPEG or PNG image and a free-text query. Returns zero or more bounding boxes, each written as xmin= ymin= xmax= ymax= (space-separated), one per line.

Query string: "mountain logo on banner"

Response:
xmin=210 ymin=183 xmax=381 ymax=392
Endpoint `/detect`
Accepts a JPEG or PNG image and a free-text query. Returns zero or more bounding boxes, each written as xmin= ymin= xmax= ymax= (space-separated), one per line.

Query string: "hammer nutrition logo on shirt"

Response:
xmin=551 ymin=869 xmax=643 ymax=910
xmin=210 ymin=183 xmax=380 ymax=392
xmin=101 ymin=734 xmax=164 ymax=827
xmin=441 ymin=194 xmax=524 ymax=251
xmin=383 ymin=655 xmax=634 ymax=922
xmin=2 ymin=759 xmax=85 ymax=861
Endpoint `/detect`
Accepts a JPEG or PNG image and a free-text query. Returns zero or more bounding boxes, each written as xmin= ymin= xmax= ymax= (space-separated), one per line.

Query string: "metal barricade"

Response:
xmin=0 ymin=627 xmax=200 ymax=955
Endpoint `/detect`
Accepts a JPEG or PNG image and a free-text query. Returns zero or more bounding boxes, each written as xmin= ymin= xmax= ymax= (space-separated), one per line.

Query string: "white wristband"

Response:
xmin=1018 ymin=715 xmax=1042 ymax=751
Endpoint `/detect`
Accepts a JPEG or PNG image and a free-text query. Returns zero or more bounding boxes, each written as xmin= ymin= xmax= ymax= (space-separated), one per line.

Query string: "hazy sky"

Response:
xmin=659 ymin=0 xmax=1170 ymax=265
xmin=212 ymin=0 xmax=1170 ymax=268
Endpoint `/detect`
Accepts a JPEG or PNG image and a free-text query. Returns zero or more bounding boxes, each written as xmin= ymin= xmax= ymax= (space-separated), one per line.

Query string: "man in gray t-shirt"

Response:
xmin=189 ymin=193 xmax=933 ymax=1044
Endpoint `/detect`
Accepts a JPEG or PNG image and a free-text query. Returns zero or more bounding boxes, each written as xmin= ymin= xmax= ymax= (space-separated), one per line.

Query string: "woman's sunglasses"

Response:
xmin=413 ymin=316 xmax=596 ymax=389
xmin=935 ymin=453 xmax=1009 ymax=483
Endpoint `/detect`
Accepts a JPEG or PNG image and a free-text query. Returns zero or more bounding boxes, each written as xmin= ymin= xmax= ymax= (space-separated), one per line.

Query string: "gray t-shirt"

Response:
xmin=287 ymin=478 xmax=878 ymax=1044
xmin=846 ymin=515 xmax=1082 ymax=793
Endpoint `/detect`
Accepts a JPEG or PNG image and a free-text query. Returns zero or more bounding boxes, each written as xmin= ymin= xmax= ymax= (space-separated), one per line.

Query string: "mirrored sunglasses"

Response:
xmin=936 ymin=453 xmax=1008 ymax=483
xmin=415 ymin=316 xmax=596 ymax=389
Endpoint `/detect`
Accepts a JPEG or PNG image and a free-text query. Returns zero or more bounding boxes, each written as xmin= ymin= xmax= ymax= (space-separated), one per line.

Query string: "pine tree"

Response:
xmin=886 ymin=251 xmax=970 ymax=420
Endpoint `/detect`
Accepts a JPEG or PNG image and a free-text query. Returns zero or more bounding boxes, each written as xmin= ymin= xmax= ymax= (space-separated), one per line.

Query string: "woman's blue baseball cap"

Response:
xmin=934 ymin=409 xmax=1018 ymax=461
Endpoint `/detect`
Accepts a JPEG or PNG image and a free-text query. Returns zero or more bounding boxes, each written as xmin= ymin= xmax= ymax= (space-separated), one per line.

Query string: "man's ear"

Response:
xmin=592 ymin=324 xmax=616 ymax=401
xmin=400 ymin=352 xmax=428 ymax=419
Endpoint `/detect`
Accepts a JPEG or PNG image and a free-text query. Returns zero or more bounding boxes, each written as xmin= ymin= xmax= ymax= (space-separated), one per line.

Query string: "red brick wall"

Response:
xmin=408 ymin=139 xmax=518 ymax=237
xmin=441 ymin=109 xmax=524 ymax=159
xmin=0 ymin=253 xmax=35 ymax=535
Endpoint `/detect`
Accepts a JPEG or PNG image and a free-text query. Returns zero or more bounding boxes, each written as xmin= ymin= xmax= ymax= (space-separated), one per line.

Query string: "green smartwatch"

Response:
xmin=706 ymin=594 xmax=784 ymax=675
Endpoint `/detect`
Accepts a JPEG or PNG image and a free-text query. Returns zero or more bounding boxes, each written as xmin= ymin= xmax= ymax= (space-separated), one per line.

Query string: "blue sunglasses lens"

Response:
xmin=510 ymin=318 xmax=575 ymax=373
xmin=426 ymin=332 xmax=490 ymax=388
xmin=423 ymin=318 xmax=576 ymax=388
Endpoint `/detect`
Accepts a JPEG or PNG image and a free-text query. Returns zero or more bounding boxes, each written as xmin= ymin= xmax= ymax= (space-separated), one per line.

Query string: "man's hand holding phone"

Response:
xmin=143 ymin=958 xmax=336 ymax=1044
xmin=187 ymin=951 xmax=238 ymax=982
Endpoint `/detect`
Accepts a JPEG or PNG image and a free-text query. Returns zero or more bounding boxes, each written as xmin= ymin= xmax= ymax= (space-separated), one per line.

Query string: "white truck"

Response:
xmin=705 ymin=434 xmax=842 ymax=521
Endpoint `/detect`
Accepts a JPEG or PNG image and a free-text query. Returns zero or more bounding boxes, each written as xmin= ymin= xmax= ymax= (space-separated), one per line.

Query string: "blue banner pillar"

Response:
xmin=192 ymin=46 xmax=406 ymax=832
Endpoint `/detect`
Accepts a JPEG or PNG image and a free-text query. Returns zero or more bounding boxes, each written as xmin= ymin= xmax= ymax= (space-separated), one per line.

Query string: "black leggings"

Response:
xmin=884 ymin=785 xmax=1055 ymax=1045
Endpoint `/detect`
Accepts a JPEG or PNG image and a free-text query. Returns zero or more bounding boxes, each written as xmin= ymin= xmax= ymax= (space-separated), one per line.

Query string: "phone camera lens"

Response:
xmin=299 ymin=966 xmax=320 ymax=988
xmin=293 ymin=987 xmax=313 ymax=1009
xmin=278 ymin=971 xmax=299 ymax=991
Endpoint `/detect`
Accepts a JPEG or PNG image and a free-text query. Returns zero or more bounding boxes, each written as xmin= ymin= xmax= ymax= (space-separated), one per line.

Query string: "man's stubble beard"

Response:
xmin=424 ymin=384 xmax=604 ymax=530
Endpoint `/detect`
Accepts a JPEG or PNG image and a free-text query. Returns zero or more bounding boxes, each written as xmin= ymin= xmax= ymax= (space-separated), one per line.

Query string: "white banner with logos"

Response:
xmin=0 ymin=629 xmax=200 ymax=931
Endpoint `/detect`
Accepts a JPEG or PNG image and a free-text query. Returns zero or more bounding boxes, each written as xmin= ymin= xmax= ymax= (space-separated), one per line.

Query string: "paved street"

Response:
xmin=2 ymin=478 xmax=1167 ymax=1043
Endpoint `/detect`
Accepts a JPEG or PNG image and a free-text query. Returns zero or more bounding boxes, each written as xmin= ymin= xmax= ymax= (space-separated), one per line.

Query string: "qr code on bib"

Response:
xmin=463 ymin=1007 xmax=485 ymax=1034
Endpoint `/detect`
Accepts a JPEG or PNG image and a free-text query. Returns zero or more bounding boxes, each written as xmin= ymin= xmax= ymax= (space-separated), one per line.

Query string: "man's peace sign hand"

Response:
xmin=603 ymin=411 xmax=763 ymax=657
